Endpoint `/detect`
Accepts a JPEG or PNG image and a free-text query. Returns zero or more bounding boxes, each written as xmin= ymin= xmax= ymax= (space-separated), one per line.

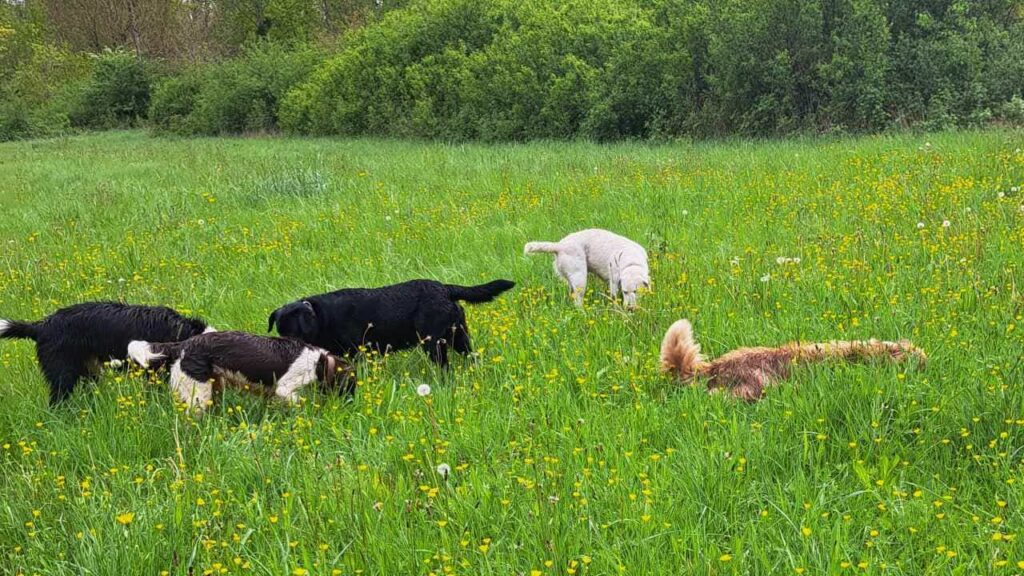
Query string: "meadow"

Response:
xmin=0 ymin=129 xmax=1022 ymax=575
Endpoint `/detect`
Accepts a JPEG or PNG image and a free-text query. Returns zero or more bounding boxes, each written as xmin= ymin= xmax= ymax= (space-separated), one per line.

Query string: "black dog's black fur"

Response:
xmin=133 ymin=331 xmax=354 ymax=397
xmin=0 ymin=302 xmax=209 ymax=405
xmin=268 ymin=279 xmax=515 ymax=367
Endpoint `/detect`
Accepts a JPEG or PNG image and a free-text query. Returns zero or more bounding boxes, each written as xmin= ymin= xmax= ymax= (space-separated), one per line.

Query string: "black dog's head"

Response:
xmin=267 ymin=300 xmax=319 ymax=341
xmin=186 ymin=316 xmax=211 ymax=336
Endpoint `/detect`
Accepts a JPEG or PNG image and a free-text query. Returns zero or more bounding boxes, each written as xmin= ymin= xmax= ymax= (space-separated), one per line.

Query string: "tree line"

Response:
xmin=2 ymin=0 xmax=1023 ymax=142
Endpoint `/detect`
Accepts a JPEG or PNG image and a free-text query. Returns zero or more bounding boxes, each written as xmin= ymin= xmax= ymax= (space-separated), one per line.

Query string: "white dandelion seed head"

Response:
xmin=436 ymin=463 xmax=451 ymax=478
xmin=917 ymin=222 xmax=925 ymax=229
xmin=998 ymin=192 xmax=1006 ymax=199
xmin=942 ymin=220 xmax=951 ymax=228
xmin=730 ymin=257 xmax=740 ymax=266
xmin=385 ymin=215 xmax=392 ymax=221
xmin=776 ymin=256 xmax=786 ymax=265
xmin=1011 ymin=186 xmax=1020 ymax=193
xmin=107 ymin=359 xmax=124 ymax=369
xmin=416 ymin=383 xmax=431 ymax=397
xmin=682 ymin=209 xmax=689 ymax=216
xmin=197 ymin=219 xmax=205 ymax=226
xmin=760 ymin=274 xmax=771 ymax=283
xmin=792 ymin=257 xmax=801 ymax=264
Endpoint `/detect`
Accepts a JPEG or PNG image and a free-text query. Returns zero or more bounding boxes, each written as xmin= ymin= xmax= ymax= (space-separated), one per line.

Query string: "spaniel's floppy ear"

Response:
xmin=267 ymin=309 xmax=280 ymax=333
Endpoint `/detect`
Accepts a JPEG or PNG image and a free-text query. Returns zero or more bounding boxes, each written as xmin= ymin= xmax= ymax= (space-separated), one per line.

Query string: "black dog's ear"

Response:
xmin=267 ymin=309 xmax=280 ymax=333
xmin=296 ymin=305 xmax=317 ymax=337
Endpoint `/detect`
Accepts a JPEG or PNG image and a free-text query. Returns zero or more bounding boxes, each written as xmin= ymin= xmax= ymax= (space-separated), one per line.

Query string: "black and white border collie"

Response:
xmin=268 ymin=279 xmax=515 ymax=367
xmin=0 ymin=302 xmax=213 ymax=405
xmin=128 ymin=331 xmax=353 ymax=414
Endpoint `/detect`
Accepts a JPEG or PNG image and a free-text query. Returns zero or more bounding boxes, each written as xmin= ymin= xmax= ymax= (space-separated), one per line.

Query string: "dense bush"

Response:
xmin=4 ymin=0 xmax=1024 ymax=142
xmin=282 ymin=0 xmax=1024 ymax=140
xmin=0 ymin=6 xmax=91 ymax=141
xmin=280 ymin=0 xmax=652 ymax=140
xmin=150 ymin=44 xmax=320 ymax=135
xmin=68 ymin=50 xmax=154 ymax=129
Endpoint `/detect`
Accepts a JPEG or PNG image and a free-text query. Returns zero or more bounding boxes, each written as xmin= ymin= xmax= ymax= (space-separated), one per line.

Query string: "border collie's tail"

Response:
xmin=660 ymin=319 xmax=708 ymax=381
xmin=0 ymin=319 xmax=40 ymax=341
xmin=446 ymin=280 xmax=516 ymax=303
xmin=523 ymin=241 xmax=561 ymax=255
xmin=128 ymin=340 xmax=185 ymax=369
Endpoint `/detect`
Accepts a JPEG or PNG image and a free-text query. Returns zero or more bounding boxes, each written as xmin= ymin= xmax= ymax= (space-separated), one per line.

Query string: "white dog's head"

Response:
xmin=620 ymin=269 xmax=650 ymax=309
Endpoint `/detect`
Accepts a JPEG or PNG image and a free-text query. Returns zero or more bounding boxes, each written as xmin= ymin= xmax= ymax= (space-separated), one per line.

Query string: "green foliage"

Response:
xmin=151 ymin=44 xmax=320 ymax=135
xmin=68 ymin=50 xmax=153 ymax=129
xmin=281 ymin=0 xmax=651 ymax=140
xmin=148 ymin=73 xmax=203 ymax=135
xmin=283 ymin=0 xmax=1024 ymax=140
xmin=0 ymin=3 xmax=90 ymax=141
xmin=2 ymin=0 xmax=1024 ymax=141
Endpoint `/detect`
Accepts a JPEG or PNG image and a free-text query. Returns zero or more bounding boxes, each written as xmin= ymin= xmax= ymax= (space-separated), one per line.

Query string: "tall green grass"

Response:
xmin=0 ymin=130 xmax=1021 ymax=575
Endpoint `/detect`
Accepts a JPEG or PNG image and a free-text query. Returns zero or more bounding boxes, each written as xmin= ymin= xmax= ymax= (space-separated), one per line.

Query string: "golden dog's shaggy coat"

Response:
xmin=660 ymin=319 xmax=926 ymax=401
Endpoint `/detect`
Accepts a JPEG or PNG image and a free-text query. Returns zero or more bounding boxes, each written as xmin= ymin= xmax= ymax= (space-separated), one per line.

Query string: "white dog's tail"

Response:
xmin=524 ymin=241 xmax=562 ymax=255
xmin=660 ymin=319 xmax=708 ymax=381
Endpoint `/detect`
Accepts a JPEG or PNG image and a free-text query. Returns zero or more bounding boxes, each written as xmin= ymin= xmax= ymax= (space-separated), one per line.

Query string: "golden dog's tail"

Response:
xmin=789 ymin=339 xmax=927 ymax=367
xmin=660 ymin=319 xmax=708 ymax=381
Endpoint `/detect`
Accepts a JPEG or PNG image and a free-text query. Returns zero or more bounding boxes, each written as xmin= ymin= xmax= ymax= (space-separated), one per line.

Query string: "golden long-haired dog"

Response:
xmin=660 ymin=319 xmax=926 ymax=402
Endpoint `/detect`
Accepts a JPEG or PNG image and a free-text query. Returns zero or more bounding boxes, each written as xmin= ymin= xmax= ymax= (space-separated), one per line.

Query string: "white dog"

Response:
xmin=525 ymin=229 xmax=650 ymax=307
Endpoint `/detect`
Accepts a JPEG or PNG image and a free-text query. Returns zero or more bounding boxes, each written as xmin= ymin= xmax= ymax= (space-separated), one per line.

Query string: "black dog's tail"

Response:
xmin=128 ymin=340 xmax=186 ymax=370
xmin=0 ymin=319 xmax=40 ymax=340
xmin=445 ymin=280 xmax=515 ymax=303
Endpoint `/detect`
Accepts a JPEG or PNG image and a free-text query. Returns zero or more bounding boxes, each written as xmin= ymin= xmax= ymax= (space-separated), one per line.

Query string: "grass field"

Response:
xmin=0 ymin=130 xmax=1022 ymax=575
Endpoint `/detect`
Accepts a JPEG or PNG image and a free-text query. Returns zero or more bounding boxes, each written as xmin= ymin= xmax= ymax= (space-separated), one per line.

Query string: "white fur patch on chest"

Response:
xmin=274 ymin=347 xmax=322 ymax=402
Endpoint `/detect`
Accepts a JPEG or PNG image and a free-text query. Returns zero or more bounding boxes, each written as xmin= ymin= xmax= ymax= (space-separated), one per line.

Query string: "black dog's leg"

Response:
xmin=453 ymin=322 xmax=472 ymax=356
xmin=37 ymin=346 xmax=86 ymax=405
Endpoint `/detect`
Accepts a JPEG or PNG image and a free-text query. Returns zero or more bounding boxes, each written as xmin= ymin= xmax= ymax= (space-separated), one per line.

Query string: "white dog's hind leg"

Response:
xmin=555 ymin=253 xmax=587 ymax=306
xmin=170 ymin=359 xmax=212 ymax=415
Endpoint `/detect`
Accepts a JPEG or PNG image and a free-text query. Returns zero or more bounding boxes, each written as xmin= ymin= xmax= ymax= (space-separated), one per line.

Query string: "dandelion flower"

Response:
xmin=116 ymin=512 xmax=135 ymax=525
xmin=416 ymin=384 xmax=431 ymax=397
xmin=719 ymin=554 xmax=732 ymax=562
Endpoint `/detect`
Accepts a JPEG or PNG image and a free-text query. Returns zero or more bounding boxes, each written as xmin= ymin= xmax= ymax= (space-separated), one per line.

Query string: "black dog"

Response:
xmin=0 ymin=302 xmax=212 ymax=405
xmin=129 ymin=331 xmax=353 ymax=414
xmin=268 ymin=279 xmax=515 ymax=367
